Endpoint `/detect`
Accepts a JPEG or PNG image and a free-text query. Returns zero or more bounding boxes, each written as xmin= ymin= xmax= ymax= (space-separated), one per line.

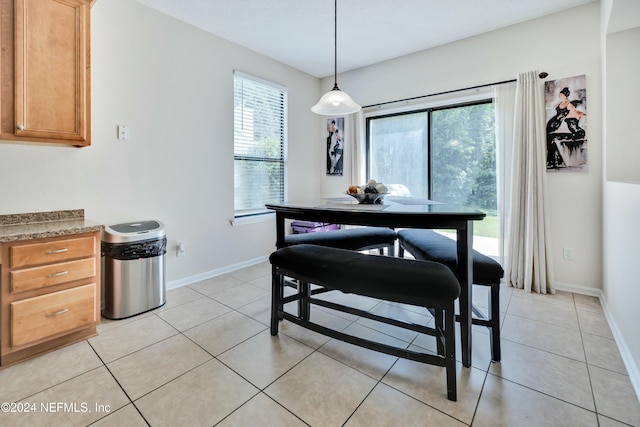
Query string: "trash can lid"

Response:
xmin=103 ymin=220 xmax=165 ymax=243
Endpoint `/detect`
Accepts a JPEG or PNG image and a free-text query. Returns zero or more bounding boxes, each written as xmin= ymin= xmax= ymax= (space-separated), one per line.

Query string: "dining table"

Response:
xmin=265 ymin=195 xmax=486 ymax=368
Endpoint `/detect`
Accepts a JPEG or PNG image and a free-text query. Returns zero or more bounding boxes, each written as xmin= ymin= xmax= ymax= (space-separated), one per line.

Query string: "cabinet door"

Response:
xmin=13 ymin=0 xmax=90 ymax=145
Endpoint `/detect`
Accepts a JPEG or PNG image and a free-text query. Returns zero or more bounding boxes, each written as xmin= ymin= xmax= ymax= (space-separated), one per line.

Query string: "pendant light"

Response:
xmin=311 ymin=0 xmax=361 ymax=115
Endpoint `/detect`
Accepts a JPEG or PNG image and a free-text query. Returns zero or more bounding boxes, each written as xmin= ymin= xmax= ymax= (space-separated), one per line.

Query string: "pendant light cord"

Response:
xmin=333 ymin=0 xmax=339 ymax=90
xmin=310 ymin=0 xmax=361 ymax=114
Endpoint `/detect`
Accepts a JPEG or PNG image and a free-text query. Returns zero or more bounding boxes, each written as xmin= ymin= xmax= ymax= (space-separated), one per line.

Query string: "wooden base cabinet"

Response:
xmin=0 ymin=231 xmax=101 ymax=366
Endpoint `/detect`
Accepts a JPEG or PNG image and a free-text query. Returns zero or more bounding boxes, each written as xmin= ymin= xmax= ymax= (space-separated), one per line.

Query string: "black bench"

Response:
xmin=284 ymin=226 xmax=397 ymax=256
xmin=269 ymin=243 xmax=461 ymax=401
xmin=397 ymin=229 xmax=504 ymax=361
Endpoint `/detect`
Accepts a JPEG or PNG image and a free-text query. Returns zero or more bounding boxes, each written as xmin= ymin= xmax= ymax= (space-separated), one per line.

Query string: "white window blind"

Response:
xmin=234 ymin=71 xmax=287 ymax=217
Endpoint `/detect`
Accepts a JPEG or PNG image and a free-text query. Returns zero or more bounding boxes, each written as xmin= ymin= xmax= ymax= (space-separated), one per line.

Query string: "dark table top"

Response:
xmin=266 ymin=196 xmax=486 ymax=228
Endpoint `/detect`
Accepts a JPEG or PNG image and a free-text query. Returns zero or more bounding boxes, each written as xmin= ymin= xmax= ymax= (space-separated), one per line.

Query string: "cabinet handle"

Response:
xmin=16 ymin=124 xmax=24 ymax=130
xmin=46 ymin=308 xmax=69 ymax=317
xmin=45 ymin=248 xmax=69 ymax=254
xmin=47 ymin=271 xmax=69 ymax=278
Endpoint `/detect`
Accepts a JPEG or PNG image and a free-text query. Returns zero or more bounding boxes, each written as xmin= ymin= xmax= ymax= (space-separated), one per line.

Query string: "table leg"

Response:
xmin=457 ymin=223 xmax=474 ymax=368
xmin=275 ymin=212 xmax=286 ymax=249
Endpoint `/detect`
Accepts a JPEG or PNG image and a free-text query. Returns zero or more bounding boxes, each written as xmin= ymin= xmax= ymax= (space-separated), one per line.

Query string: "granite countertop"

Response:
xmin=0 ymin=209 xmax=104 ymax=243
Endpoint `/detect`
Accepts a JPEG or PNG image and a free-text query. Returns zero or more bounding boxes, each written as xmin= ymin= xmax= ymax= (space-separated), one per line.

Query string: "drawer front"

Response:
xmin=10 ymin=236 xmax=96 ymax=268
xmin=10 ymin=258 xmax=96 ymax=293
xmin=11 ymin=283 xmax=96 ymax=348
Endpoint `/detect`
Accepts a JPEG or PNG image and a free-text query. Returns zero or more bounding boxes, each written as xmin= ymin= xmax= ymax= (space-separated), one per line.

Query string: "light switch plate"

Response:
xmin=117 ymin=125 xmax=130 ymax=140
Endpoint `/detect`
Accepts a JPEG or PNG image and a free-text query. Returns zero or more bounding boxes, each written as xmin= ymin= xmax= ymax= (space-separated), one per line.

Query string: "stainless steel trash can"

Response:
xmin=101 ymin=220 xmax=166 ymax=319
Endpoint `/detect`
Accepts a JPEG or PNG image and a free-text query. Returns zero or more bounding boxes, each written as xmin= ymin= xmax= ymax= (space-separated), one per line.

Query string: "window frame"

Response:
xmin=233 ymin=71 xmax=288 ymax=219
xmin=365 ymin=97 xmax=494 ymax=201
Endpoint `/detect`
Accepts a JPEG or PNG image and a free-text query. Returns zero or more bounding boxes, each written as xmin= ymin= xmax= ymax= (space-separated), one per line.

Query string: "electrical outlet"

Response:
xmin=177 ymin=242 xmax=186 ymax=257
xmin=563 ymin=247 xmax=574 ymax=260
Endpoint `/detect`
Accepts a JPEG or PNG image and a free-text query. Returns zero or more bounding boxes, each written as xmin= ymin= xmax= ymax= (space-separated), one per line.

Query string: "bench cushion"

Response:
xmin=269 ymin=244 xmax=460 ymax=305
xmin=284 ymin=227 xmax=396 ymax=250
xmin=398 ymin=229 xmax=504 ymax=285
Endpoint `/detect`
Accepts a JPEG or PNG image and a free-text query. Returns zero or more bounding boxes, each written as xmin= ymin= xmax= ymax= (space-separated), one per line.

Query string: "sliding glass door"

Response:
xmin=366 ymin=100 xmax=498 ymax=251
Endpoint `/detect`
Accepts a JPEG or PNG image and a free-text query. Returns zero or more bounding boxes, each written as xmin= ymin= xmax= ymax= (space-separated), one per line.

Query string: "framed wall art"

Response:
xmin=326 ymin=117 xmax=344 ymax=176
xmin=545 ymin=74 xmax=588 ymax=172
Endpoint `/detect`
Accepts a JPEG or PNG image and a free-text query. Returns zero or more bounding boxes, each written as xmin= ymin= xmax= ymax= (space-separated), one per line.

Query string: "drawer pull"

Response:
xmin=46 ymin=308 xmax=69 ymax=317
xmin=47 ymin=271 xmax=69 ymax=278
xmin=46 ymin=248 xmax=69 ymax=254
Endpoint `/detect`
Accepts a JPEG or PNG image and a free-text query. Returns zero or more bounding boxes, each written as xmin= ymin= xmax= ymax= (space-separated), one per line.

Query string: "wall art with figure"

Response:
xmin=545 ymin=74 xmax=588 ymax=172
xmin=326 ymin=117 xmax=344 ymax=175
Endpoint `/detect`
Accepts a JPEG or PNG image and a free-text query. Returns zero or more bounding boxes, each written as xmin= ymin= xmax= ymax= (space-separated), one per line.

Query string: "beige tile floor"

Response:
xmin=1 ymin=261 xmax=639 ymax=426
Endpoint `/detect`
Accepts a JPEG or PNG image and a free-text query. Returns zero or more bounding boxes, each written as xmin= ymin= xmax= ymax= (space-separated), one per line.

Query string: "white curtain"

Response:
xmin=350 ymin=110 xmax=366 ymax=185
xmin=494 ymin=81 xmax=516 ymax=267
xmin=505 ymin=71 xmax=554 ymax=294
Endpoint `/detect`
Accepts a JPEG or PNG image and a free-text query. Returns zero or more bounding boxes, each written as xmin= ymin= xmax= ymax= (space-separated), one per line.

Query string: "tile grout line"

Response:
xmin=86 ymin=340 xmax=150 ymax=426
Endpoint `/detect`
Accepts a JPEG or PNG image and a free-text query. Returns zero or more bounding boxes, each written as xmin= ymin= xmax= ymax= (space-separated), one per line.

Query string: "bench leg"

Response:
xmin=489 ymin=282 xmax=501 ymax=361
xmin=271 ymin=266 xmax=283 ymax=336
xmin=298 ymin=281 xmax=311 ymax=321
xmin=434 ymin=309 xmax=445 ymax=356
xmin=445 ymin=303 xmax=457 ymax=401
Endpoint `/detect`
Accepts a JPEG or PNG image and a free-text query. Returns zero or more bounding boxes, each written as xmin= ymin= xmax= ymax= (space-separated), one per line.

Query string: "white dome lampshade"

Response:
xmin=311 ymin=84 xmax=361 ymax=115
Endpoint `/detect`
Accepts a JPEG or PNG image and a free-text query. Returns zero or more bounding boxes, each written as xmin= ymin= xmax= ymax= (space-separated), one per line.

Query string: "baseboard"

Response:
xmin=555 ymin=281 xmax=640 ymax=402
xmin=553 ymin=280 xmax=601 ymax=297
xmin=166 ymin=255 xmax=269 ymax=290
xmin=599 ymin=294 xmax=640 ymax=402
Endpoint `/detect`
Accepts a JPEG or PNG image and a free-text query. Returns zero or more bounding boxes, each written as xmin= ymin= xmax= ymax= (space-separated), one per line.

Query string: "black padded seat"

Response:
xmin=269 ymin=244 xmax=460 ymax=401
xmin=270 ymin=244 xmax=460 ymax=304
xmin=397 ymin=229 xmax=504 ymax=285
xmin=397 ymin=229 xmax=504 ymax=361
xmin=284 ymin=227 xmax=397 ymax=255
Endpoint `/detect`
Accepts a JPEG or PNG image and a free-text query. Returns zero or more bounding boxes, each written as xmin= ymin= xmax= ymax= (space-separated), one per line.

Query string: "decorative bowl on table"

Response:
xmin=345 ymin=191 xmax=387 ymax=204
xmin=345 ymin=180 xmax=388 ymax=204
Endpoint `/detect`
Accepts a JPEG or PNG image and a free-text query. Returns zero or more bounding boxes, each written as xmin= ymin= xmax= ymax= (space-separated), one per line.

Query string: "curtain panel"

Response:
xmin=494 ymin=81 xmax=516 ymax=266
xmin=505 ymin=71 xmax=555 ymax=294
xmin=350 ymin=111 xmax=366 ymax=185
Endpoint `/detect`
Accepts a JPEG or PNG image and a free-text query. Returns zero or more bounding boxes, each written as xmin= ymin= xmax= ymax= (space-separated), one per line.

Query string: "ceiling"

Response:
xmin=133 ymin=0 xmax=595 ymax=78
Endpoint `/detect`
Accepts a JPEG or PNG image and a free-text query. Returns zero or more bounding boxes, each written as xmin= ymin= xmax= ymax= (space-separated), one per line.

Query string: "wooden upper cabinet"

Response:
xmin=0 ymin=0 xmax=91 ymax=147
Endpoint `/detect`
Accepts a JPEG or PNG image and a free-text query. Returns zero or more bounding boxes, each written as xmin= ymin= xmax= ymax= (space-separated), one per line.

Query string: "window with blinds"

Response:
xmin=234 ymin=72 xmax=287 ymax=217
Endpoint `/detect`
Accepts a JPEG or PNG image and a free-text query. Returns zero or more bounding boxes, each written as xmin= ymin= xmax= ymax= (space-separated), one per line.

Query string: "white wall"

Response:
xmin=323 ymin=2 xmax=604 ymax=294
xmin=603 ymin=1 xmax=640 ymax=398
xmin=0 ymin=0 xmax=321 ymax=285
xmin=605 ymin=27 xmax=640 ymax=183
xmin=603 ymin=181 xmax=640 ymax=394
